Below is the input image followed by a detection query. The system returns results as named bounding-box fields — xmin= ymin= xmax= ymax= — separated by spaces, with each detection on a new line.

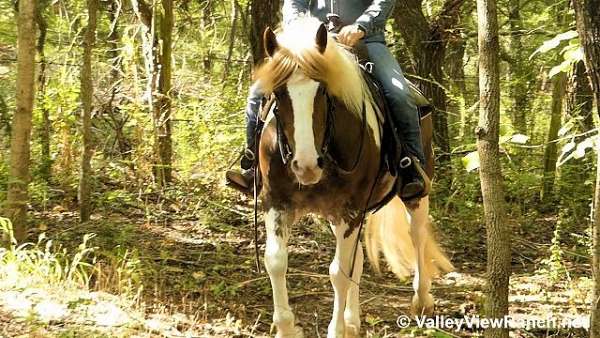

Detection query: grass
xmin=0 ymin=216 xmax=206 ymax=337
xmin=0 ymin=217 xmax=96 ymax=292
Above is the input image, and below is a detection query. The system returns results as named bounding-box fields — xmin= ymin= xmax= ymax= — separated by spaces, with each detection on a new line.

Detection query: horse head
xmin=259 ymin=24 xmax=330 ymax=185
xmin=256 ymin=19 xmax=367 ymax=186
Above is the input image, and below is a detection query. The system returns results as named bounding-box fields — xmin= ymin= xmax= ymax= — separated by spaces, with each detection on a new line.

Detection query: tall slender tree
xmin=7 ymin=0 xmax=37 ymax=241
xmin=79 ymin=0 xmax=98 ymax=222
xmin=476 ymin=0 xmax=510 ymax=335
xmin=156 ymin=0 xmax=174 ymax=186
xmin=572 ymin=0 xmax=600 ymax=336
xmin=132 ymin=0 xmax=174 ymax=187
xmin=540 ymin=72 xmax=567 ymax=203
xmin=504 ymin=0 xmax=534 ymax=134
xmin=106 ymin=0 xmax=132 ymax=163
xmin=540 ymin=4 xmax=570 ymax=203
xmin=566 ymin=61 xmax=593 ymax=133
xmin=222 ymin=0 xmax=238 ymax=83
xmin=35 ymin=0 xmax=51 ymax=182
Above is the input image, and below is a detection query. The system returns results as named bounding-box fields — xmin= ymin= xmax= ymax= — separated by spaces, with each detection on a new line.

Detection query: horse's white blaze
xmin=287 ymin=71 xmax=320 ymax=171
xmin=328 ymin=221 xmax=363 ymax=338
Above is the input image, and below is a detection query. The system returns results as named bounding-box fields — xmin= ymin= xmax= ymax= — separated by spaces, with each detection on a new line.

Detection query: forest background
xmin=0 ymin=0 xmax=598 ymax=337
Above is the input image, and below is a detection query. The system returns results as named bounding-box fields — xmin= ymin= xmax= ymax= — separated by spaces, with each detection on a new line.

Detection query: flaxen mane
xmin=254 ymin=17 xmax=368 ymax=117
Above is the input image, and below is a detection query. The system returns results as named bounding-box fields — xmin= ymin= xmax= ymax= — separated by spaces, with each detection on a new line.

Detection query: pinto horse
xmin=254 ymin=18 xmax=453 ymax=338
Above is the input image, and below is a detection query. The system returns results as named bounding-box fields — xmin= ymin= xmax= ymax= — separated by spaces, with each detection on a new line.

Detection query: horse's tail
xmin=364 ymin=196 xmax=453 ymax=279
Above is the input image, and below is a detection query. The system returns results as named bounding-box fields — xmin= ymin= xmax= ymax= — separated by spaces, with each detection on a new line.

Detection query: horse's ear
xmin=263 ymin=27 xmax=278 ymax=57
xmin=316 ymin=23 xmax=328 ymax=53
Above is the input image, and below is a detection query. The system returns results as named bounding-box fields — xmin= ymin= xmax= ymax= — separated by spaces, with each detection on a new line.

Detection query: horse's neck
xmin=330 ymin=98 xmax=367 ymax=169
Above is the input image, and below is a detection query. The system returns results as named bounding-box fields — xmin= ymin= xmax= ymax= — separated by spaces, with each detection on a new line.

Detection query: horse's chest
xmin=280 ymin=175 xmax=366 ymax=214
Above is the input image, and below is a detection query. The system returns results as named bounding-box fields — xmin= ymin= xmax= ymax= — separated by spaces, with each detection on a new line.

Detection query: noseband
xmin=272 ymin=85 xmax=367 ymax=174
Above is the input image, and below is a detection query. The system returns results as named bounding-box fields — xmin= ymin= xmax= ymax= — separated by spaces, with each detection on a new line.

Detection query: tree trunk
xmin=446 ymin=33 xmax=469 ymax=138
xmin=0 ymin=94 xmax=9 ymax=142
xmin=393 ymin=0 xmax=465 ymax=164
xmin=35 ymin=3 xmax=51 ymax=183
xmin=540 ymin=72 xmax=567 ymax=203
xmin=572 ymin=0 xmax=600 ymax=336
xmin=566 ymin=60 xmax=594 ymax=133
xmin=476 ymin=0 xmax=510 ymax=336
xmin=7 ymin=0 xmax=37 ymax=241
xmin=155 ymin=0 xmax=174 ymax=186
xmin=107 ymin=0 xmax=132 ymax=164
xmin=505 ymin=0 xmax=530 ymax=134
xmin=132 ymin=0 xmax=159 ymax=184
xmin=132 ymin=0 xmax=173 ymax=187
xmin=222 ymin=0 xmax=238 ymax=83
xmin=249 ymin=0 xmax=281 ymax=65
xmin=79 ymin=0 xmax=98 ymax=222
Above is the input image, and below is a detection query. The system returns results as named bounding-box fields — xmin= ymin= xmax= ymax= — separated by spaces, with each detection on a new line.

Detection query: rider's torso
xmin=310 ymin=0 xmax=372 ymax=26
xmin=308 ymin=0 xmax=387 ymax=41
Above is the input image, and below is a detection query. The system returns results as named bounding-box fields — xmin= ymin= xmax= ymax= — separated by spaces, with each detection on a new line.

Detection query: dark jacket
xmin=282 ymin=0 xmax=396 ymax=42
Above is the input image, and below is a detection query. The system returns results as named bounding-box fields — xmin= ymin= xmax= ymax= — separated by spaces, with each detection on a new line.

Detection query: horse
xmin=253 ymin=17 xmax=453 ymax=338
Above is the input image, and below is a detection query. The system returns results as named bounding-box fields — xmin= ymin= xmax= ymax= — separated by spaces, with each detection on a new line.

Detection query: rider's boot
xmin=225 ymin=148 xmax=256 ymax=195
xmin=398 ymin=155 xmax=431 ymax=201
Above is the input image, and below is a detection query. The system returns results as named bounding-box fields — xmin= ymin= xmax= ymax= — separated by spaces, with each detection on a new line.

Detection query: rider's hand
xmin=338 ymin=25 xmax=365 ymax=47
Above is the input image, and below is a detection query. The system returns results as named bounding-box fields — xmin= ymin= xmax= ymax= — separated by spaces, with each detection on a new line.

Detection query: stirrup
xmin=241 ymin=148 xmax=257 ymax=170
xmin=399 ymin=156 xmax=412 ymax=169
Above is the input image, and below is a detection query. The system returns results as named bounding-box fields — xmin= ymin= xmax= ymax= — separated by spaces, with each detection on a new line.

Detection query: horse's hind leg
xmin=407 ymin=196 xmax=435 ymax=316
xmin=328 ymin=221 xmax=363 ymax=338
xmin=264 ymin=208 xmax=303 ymax=338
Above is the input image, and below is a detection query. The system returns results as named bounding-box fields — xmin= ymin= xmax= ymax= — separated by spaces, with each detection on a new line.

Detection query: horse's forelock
xmin=254 ymin=17 xmax=367 ymax=118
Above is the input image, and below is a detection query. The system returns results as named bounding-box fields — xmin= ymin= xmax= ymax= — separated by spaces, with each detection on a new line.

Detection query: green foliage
xmin=540 ymin=212 xmax=568 ymax=281
xmin=530 ymin=30 xmax=578 ymax=59
xmin=558 ymin=135 xmax=596 ymax=166
xmin=531 ymin=30 xmax=584 ymax=79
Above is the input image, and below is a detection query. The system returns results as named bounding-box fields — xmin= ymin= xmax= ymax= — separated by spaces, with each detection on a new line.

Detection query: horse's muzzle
xmin=291 ymin=158 xmax=323 ymax=186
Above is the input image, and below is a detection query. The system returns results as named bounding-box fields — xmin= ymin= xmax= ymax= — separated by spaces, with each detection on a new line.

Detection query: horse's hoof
xmin=411 ymin=293 xmax=435 ymax=317
xmin=344 ymin=324 xmax=360 ymax=338
xmin=275 ymin=325 xmax=304 ymax=338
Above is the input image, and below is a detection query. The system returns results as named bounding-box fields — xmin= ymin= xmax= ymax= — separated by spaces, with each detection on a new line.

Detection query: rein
xmin=273 ymin=88 xmax=368 ymax=174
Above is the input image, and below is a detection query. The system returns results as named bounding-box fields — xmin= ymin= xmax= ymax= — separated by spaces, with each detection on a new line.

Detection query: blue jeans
xmin=245 ymin=85 xmax=264 ymax=150
xmin=366 ymin=42 xmax=425 ymax=164
xmin=244 ymin=42 xmax=425 ymax=164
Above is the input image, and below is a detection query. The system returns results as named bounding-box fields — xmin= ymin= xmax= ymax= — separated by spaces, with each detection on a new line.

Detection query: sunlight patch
xmin=1 ymin=291 xmax=32 ymax=316
xmin=34 ymin=300 xmax=68 ymax=322
xmin=90 ymin=301 xmax=130 ymax=327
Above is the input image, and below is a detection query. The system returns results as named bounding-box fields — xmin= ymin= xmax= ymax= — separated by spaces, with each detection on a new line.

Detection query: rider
xmin=226 ymin=0 xmax=428 ymax=201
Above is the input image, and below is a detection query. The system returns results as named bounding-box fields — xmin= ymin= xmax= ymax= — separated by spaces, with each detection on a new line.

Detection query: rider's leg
xmin=225 ymin=84 xmax=264 ymax=192
xmin=244 ymin=83 xmax=264 ymax=161
xmin=365 ymin=42 xmax=428 ymax=200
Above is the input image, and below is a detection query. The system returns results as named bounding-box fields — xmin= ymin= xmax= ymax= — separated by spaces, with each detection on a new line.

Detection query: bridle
xmin=272 ymin=84 xmax=367 ymax=175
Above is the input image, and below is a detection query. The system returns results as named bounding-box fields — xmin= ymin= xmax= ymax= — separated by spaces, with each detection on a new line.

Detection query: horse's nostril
xmin=291 ymin=159 xmax=300 ymax=171
xmin=317 ymin=156 xmax=324 ymax=168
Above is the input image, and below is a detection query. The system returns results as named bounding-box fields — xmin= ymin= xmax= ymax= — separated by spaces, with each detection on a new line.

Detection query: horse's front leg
xmin=408 ymin=196 xmax=435 ymax=316
xmin=264 ymin=208 xmax=303 ymax=338
xmin=329 ymin=220 xmax=363 ymax=338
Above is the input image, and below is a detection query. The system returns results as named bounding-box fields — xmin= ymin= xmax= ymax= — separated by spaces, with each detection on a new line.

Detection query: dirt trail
xmin=0 ymin=204 xmax=591 ymax=337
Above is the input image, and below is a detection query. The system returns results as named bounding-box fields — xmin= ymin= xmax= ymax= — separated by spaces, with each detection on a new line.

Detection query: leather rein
xmin=272 ymin=86 xmax=368 ymax=174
